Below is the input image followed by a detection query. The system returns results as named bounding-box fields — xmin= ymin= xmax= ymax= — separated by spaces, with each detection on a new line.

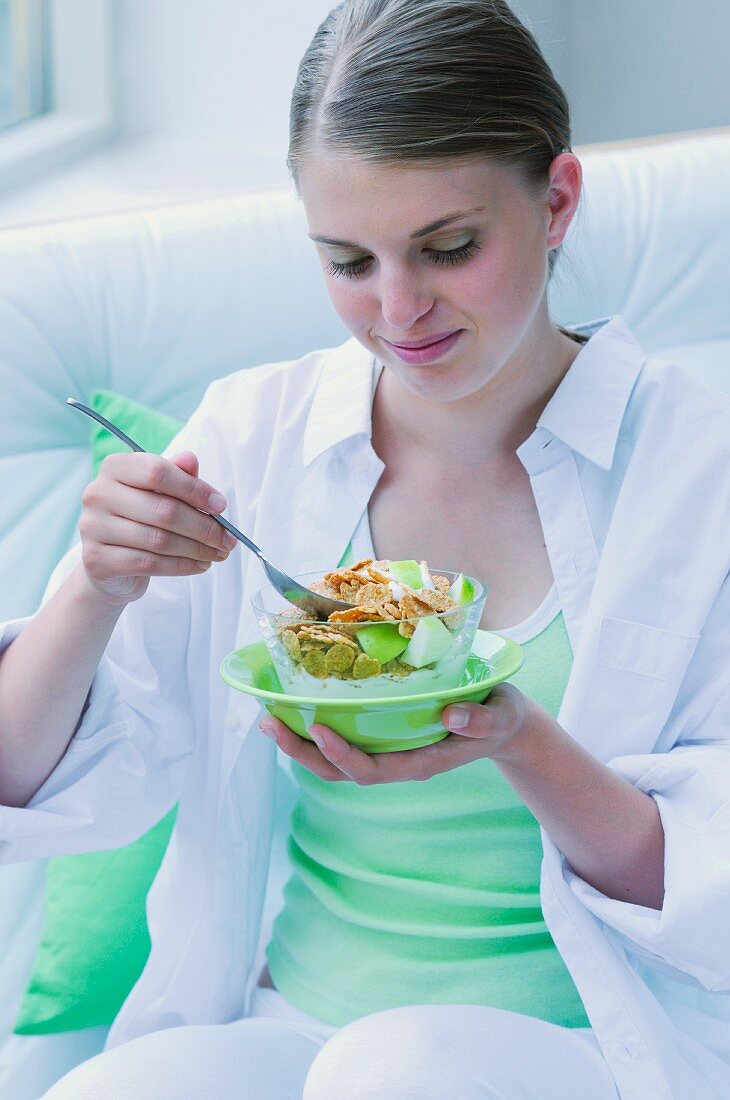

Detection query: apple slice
xmin=447 ymin=572 xmax=477 ymax=605
xmin=418 ymin=561 xmax=436 ymax=590
xmin=388 ymin=559 xmax=424 ymax=590
xmin=400 ymin=615 xmax=453 ymax=668
xmin=356 ymin=622 xmax=409 ymax=665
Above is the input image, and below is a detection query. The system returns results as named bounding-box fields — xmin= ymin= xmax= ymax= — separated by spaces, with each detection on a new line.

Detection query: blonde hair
xmin=288 ymin=0 xmax=574 ymax=278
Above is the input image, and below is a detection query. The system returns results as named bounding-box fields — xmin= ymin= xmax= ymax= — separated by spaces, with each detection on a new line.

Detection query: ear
xmin=545 ymin=153 xmax=582 ymax=250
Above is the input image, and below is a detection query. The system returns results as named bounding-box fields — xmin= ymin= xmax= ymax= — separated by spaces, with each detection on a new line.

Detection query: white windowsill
xmin=0 ymin=110 xmax=117 ymax=194
xmin=0 ymin=135 xmax=293 ymax=229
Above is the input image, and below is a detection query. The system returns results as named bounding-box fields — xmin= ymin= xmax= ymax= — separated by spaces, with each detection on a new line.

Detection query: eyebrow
xmin=307 ymin=207 xmax=486 ymax=247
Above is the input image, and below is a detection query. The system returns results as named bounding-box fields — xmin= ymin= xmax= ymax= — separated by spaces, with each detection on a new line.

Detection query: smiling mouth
xmin=385 ymin=331 xmax=460 ymax=349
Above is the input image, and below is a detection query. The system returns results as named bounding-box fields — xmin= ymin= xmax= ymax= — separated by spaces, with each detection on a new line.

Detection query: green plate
xmin=220 ymin=630 xmax=523 ymax=753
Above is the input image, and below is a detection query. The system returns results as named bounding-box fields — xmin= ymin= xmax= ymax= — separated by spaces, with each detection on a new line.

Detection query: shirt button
xmin=224 ymin=710 xmax=241 ymax=730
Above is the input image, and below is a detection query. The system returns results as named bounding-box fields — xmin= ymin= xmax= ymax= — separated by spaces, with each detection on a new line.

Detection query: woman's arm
xmin=0 ymin=564 xmax=126 ymax=808
xmin=0 ymin=449 xmax=232 ymax=810
xmin=483 ymin=695 xmax=666 ymax=910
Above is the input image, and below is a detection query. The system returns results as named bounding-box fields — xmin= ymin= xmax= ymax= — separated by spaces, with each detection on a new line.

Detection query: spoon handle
xmin=66 ymin=397 xmax=262 ymax=556
xmin=67 ymin=398 xmax=145 ymax=452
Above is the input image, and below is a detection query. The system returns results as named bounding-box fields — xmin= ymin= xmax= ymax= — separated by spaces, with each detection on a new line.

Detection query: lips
xmin=384 ymin=330 xmax=464 ymax=364
xmin=387 ymin=331 xmax=459 ymax=349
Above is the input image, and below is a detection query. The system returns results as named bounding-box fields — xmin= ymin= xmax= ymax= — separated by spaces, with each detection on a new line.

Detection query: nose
xmin=378 ymin=265 xmax=435 ymax=334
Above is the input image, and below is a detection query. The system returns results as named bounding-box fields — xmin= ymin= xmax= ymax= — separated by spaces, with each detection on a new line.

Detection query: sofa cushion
xmin=87 ymin=389 xmax=185 ymax=476
xmin=13 ymin=391 xmax=181 ymax=1034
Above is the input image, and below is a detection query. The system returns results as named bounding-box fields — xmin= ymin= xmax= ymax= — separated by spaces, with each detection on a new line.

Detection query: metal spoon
xmin=66 ymin=397 xmax=354 ymax=620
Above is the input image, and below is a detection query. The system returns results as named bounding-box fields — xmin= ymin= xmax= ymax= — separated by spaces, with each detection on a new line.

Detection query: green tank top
xmin=265 ymin=542 xmax=589 ymax=1028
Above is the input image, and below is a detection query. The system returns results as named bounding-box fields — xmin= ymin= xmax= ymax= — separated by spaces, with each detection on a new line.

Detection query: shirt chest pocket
xmin=596 ymin=617 xmax=700 ymax=684
xmin=573 ymin=617 xmax=701 ymax=760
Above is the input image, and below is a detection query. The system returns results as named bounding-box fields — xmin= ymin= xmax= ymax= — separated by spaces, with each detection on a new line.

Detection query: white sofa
xmin=1 ymin=129 xmax=729 ymax=1097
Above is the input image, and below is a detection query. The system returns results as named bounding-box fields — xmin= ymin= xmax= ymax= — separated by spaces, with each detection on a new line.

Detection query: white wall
xmin=114 ymin=0 xmax=569 ymax=164
xmin=565 ymin=0 xmax=730 ymax=145
xmin=116 ymin=0 xmax=333 ymax=154
xmin=114 ymin=0 xmax=729 ymax=162
xmin=515 ymin=0 xmax=570 ymax=85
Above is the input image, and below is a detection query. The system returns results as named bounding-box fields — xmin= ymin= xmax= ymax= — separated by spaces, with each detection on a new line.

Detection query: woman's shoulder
xmin=628 ymin=349 xmax=730 ymax=460
xmin=184 ymin=338 xmax=367 ymax=442
xmin=201 ymin=343 xmax=336 ymax=412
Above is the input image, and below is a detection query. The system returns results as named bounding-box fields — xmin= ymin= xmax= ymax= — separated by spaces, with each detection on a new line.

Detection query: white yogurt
xmin=277 ymin=652 xmax=469 ymax=700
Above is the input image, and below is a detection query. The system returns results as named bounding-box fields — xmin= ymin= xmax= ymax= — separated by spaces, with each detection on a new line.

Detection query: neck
xmin=372 ymin=320 xmax=582 ymax=470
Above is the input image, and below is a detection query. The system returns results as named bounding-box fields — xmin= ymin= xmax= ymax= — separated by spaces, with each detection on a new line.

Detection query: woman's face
xmin=298 ymin=151 xmax=581 ymax=403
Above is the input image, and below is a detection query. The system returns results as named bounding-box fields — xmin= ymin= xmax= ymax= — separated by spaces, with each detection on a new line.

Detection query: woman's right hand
xmin=79 ymin=450 xmax=237 ymax=605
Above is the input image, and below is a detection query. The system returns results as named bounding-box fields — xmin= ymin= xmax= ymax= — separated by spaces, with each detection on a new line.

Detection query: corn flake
xmin=328 ymin=606 xmax=386 ymax=623
xmin=407 ymin=587 xmax=455 ymax=614
xmin=324 ymin=643 xmax=356 ymax=672
xmin=352 ymin=653 xmax=382 ymax=679
xmin=281 ymin=630 xmax=302 ymax=661
xmin=302 ymin=650 xmax=329 ymax=678
xmin=348 ymin=557 xmax=375 ymax=573
xmin=443 ymin=607 xmax=467 ymax=631
xmin=355 ymin=582 xmax=391 ymax=606
xmin=365 ymin=566 xmax=391 ymax=584
xmin=308 ymin=578 xmax=341 ymax=600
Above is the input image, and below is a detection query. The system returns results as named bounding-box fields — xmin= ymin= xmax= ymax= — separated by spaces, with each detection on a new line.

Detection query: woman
xmin=0 ymin=1 xmax=728 ymax=1097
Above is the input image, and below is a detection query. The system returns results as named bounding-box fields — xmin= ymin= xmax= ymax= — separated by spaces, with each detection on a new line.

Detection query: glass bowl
xmin=250 ymin=569 xmax=488 ymax=701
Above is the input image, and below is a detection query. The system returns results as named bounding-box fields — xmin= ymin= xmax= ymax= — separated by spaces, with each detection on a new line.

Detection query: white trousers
xmin=41 ymin=986 xmax=619 ymax=1099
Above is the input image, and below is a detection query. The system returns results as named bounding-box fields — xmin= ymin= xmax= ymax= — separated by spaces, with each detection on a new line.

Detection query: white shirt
xmin=1 ymin=316 xmax=729 ymax=1098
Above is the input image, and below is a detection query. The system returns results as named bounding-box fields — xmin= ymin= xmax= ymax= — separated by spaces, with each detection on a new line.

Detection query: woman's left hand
xmin=257 ymin=682 xmax=533 ymax=783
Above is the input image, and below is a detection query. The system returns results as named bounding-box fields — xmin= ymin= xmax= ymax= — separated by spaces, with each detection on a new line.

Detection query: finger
xmin=441 ymin=683 xmax=528 ymax=741
xmin=259 ymin=716 xmax=349 ymax=782
xmin=81 ymin=540 xmax=215 ymax=579
xmin=98 ymin=479 xmax=237 ymax=554
xmin=98 ymin=451 xmax=227 ymax=517
xmin=169 ymin=451 xmax=199 ymax=477
xmin=88 ymin=512 xmax=233 ymax=564
xmin=403 ymin=731 xmax=492 ymax=777
xmin=310 ymin=723 xmax=488 ymax=783
xmin=308 ymin=723 xmax=386 ymax=785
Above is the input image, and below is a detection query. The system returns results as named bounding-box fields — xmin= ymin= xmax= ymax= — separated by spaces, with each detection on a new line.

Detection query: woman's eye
xmin=325 ymin=256 xmax=371 ymax=279
xmin=325 ymin=239 xmax=482 ymax=279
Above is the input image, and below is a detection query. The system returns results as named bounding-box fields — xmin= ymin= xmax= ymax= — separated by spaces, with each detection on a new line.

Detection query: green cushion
xmin=88 ymin=388 xmax=184 ymax=477
xmin=13 ymin=391 xmax=184 ymax=1034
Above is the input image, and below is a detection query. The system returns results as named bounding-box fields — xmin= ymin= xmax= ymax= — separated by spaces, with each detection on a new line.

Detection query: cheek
xmin=325 ymin=277 xmax=373 ymax=327
xmin=473 ymin=232 xmax=547 ymax=322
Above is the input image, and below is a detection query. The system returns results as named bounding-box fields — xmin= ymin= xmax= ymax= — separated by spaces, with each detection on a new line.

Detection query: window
xmin=0 ymin=0 xmax=51 ymax=134
xmin=0 ymin=0 xmax=115 ymax=193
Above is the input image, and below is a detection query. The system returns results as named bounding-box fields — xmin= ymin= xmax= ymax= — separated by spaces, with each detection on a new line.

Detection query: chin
xmin=390 ymin=362 xmax=488 ymax=403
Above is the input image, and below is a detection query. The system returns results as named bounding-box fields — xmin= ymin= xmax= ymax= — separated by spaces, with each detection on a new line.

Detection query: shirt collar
xmin=302 ymin=336 xmax=382 ymax=467
xmin=304 ymin=315 xmax=645 ymax=471
xmin=529 ymin=315 xmax=646 ymax=470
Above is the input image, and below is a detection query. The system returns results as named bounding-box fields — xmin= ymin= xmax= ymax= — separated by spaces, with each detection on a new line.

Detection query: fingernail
xmin=208 ymin=491 xmax=227 ymax=512
xmin=309 ymin=727 xmax=325 ymax=749
xmin=259 ymin=720 xmax=276 ymax=738
xmin=446 ymin=706 xmax=470 ymax=730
